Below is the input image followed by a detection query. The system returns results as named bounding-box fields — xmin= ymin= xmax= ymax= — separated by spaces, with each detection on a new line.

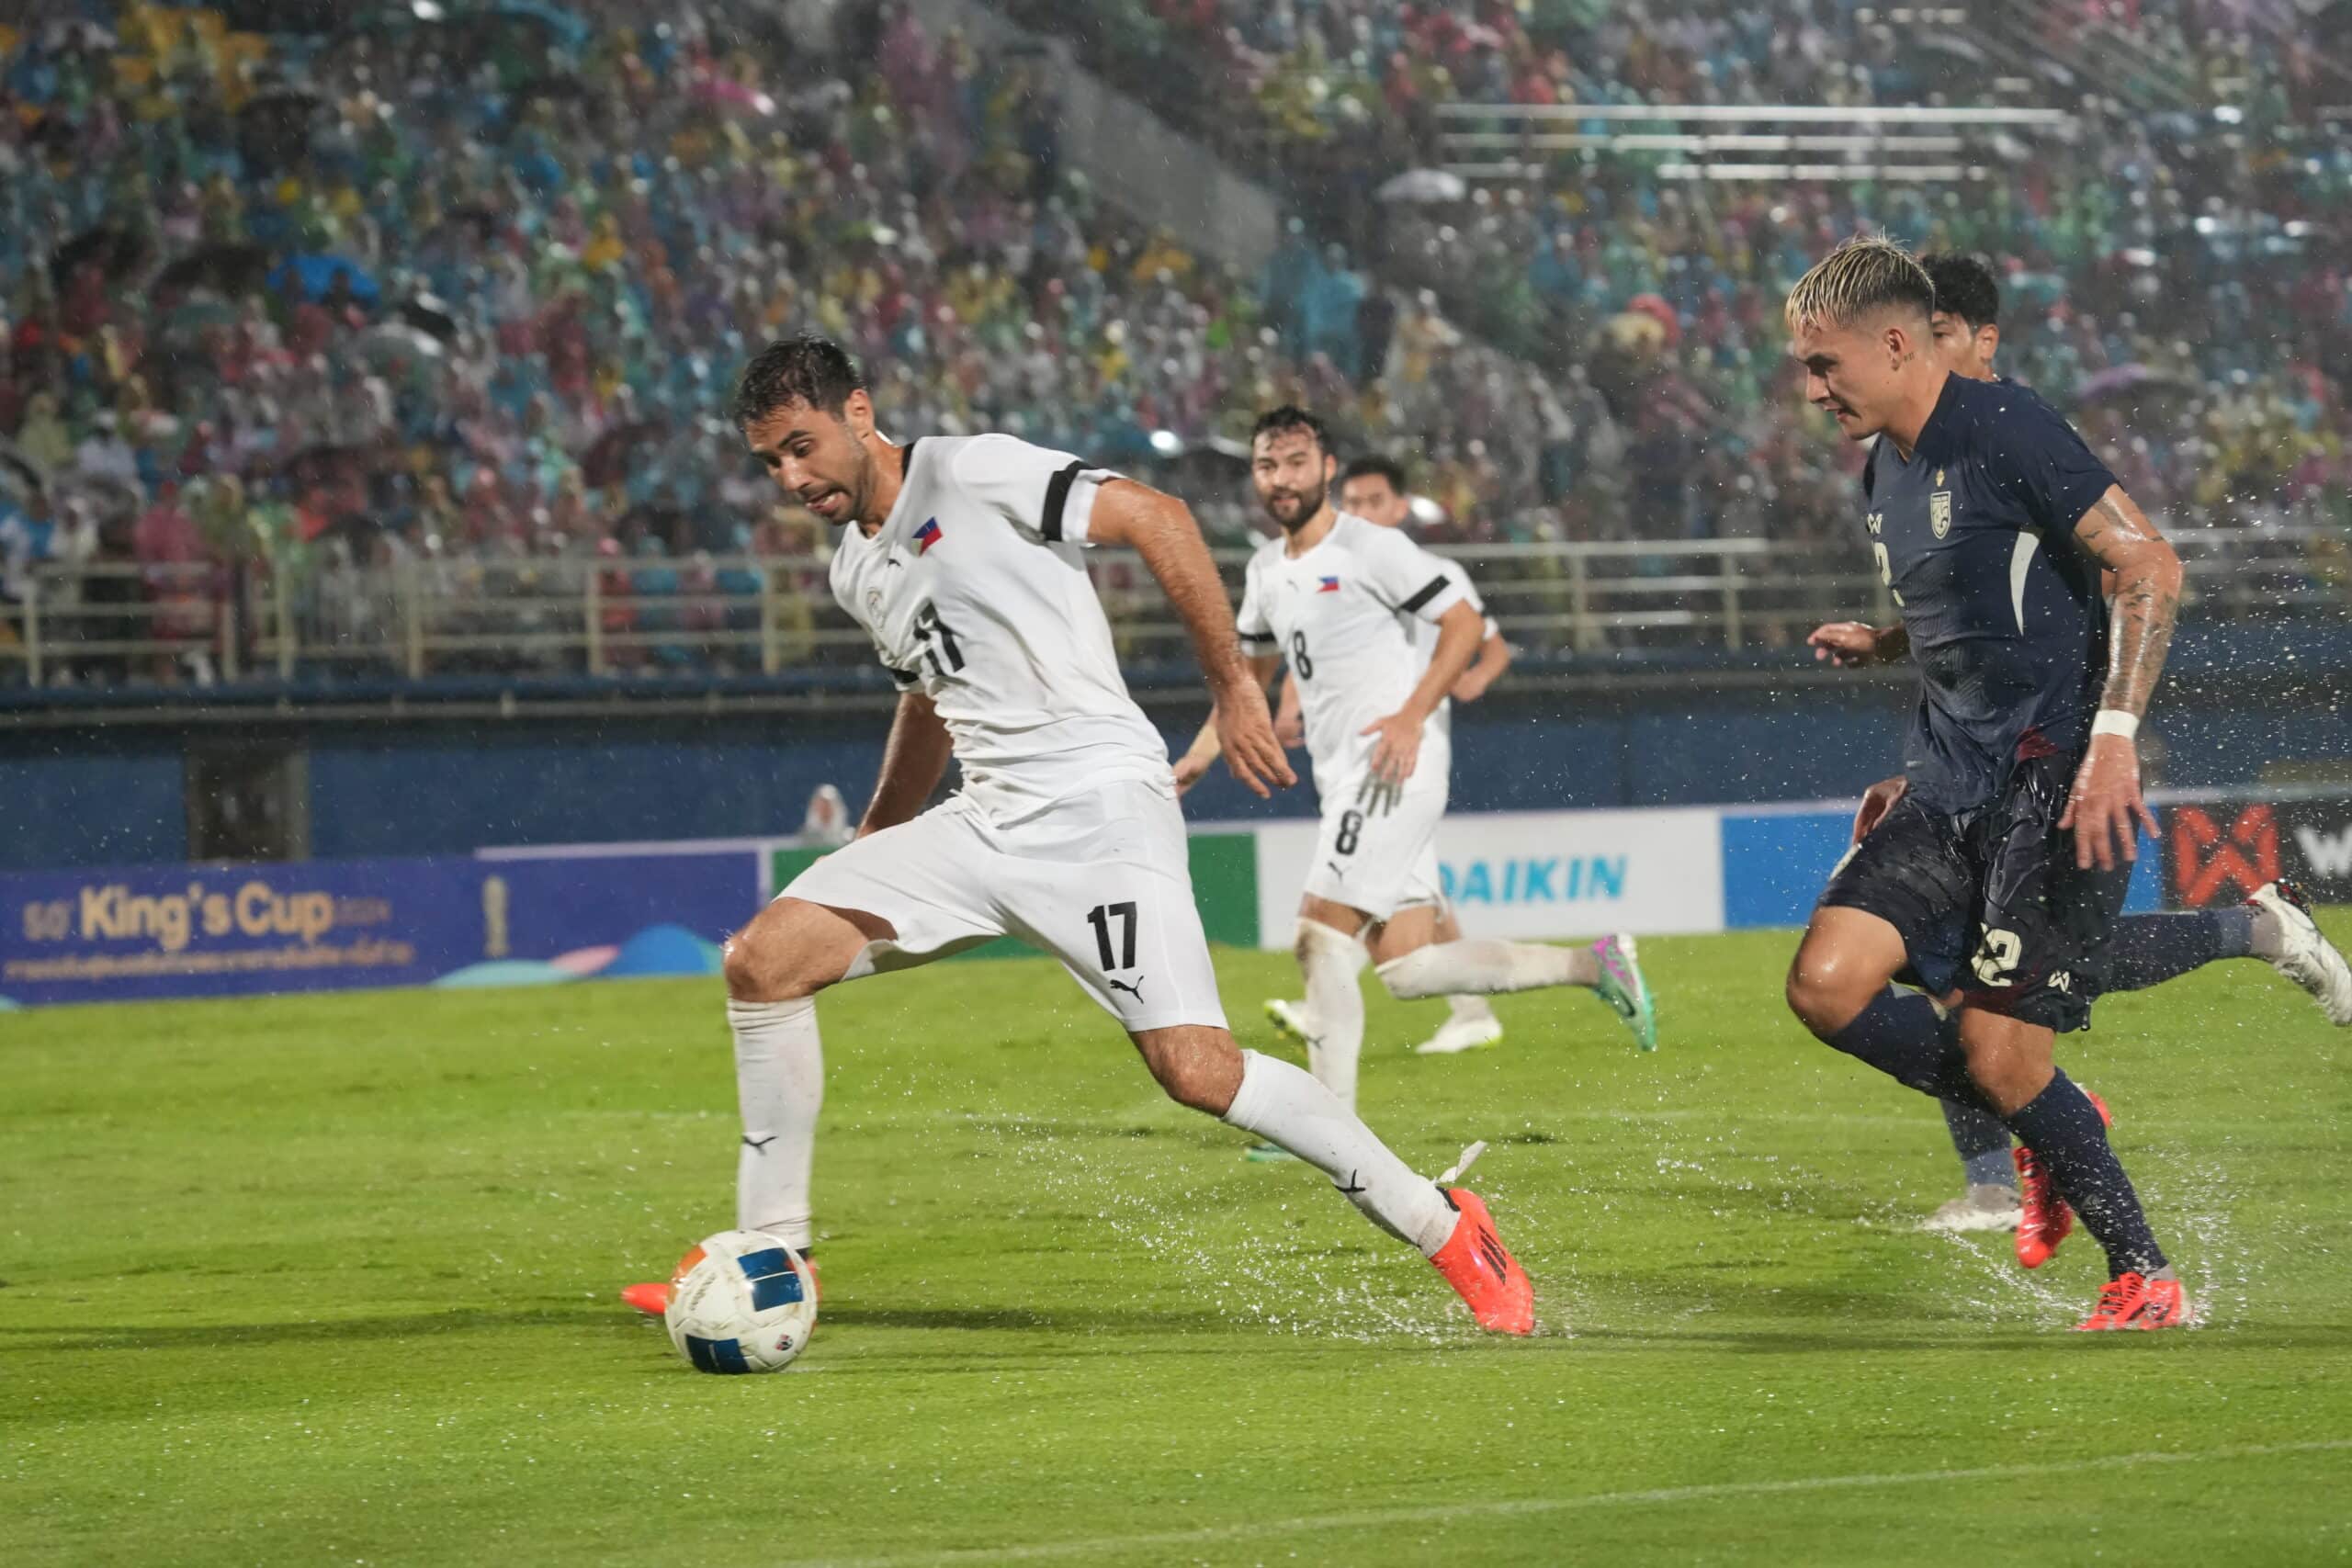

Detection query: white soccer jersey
xmin=1235 ymin=513 xmax=1480 ymax=785
xmin=830 ymin=434 xmax=1170 ymax=823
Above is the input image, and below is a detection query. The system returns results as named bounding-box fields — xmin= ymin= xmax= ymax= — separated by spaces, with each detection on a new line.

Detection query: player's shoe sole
xmin=1428 ymin=1182 xmax=1534 ymax=1335
xmin=2074 ymin=1271 xmax=2193 ymax=1331
xmin=1592 ymin=933 xmax=1657 ymax=1052
xmin=1414 ymin=1015 xmax=1505 ymax=1055
xmin=2253 ymin=880 xmax=2352 ymax=1025
xmin=1920 ymin=1183 xmax=2024 ymax=1233
xmin=1263 ymin=998 xmax=1314 ymax=1045
xmin=1244 ymin=1142 xmax=1299 ymax=1163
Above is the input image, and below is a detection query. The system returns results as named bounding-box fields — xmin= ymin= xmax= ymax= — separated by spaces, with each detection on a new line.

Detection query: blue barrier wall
xmin=2 ymin=672 xmax=2340 ymax=872
xmin=1 ymin=751 xmax=187 ymax=871
xmin=306 ymin=729 xmax=888 ymax=857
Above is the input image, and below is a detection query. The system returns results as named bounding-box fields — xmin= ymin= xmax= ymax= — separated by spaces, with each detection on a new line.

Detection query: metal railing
xmin=1436 ymin=102 xmax=2076 ymax=184
xmin=0 ymin=523 xmax=2340 ymax=689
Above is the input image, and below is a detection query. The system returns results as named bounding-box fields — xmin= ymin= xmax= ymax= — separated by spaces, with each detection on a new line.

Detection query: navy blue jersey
xmin=1859 ymin=374 xmax=2119 ymax=811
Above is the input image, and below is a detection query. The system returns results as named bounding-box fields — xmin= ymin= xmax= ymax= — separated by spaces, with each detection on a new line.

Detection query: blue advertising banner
xmin=0 ymin=852 xmax=758 ymax=1008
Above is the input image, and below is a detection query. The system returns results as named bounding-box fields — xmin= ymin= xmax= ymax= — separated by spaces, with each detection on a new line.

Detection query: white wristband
xmin=2090 ymin=710 xmax=2141 ymax=741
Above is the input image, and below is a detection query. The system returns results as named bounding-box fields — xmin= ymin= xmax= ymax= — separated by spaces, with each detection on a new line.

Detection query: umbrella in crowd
xmin=268 ymin=254 xmax=383 ymax=305
xmin=153 ymin=243 xmax=274 ymax=298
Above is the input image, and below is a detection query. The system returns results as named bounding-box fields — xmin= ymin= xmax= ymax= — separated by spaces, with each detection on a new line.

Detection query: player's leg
xmin=1923 ymin=1097 xmax=2023 ymax=1233
xmin=1263 ymin=901 xmax=1506 ymax=1058
xmin=718 ymin=896 xmax=884 ymax=1256
xmin=624 ymin=805 xmax=1005 ymax=1314
xmin=2094 ymin=885 xmax=2351 ymax=1022
xmin=1419 ymin=903 xmax=1507 ymax=1055
xmin=1786 ymin=906 xmax=1983 ymax=1103
xmin=1133 ymin=1020 xmax=1531 ymax=1332
xmin=1295 ymin=894 xmax=1375 ymax=1110
xmin=1788 ymin=795 xmax=1987 ymax=1104
xmin=1007 ymin=780 xmax=1532 ymax=1329
xmin=1338 ymin=777 xmax=1657 ymax=1050
xmin=1964 ymin=761 xmax=2187 ymax=1327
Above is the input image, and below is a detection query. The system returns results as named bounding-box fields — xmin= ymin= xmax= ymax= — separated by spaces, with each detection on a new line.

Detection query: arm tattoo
xmin=2075 ymin=491 xmax=2181 ymax=719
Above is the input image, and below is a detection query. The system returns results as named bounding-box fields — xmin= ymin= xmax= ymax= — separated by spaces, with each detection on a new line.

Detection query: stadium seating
xmin=0 ymin=1 xmax=1570 ymax=682
xmin=0 ymin=0 xmax=2345 ymax=691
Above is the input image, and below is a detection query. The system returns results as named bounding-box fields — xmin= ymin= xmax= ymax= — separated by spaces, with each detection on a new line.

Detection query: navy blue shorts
xmin=1816 ymin=751 xmax=2131 ymax=1032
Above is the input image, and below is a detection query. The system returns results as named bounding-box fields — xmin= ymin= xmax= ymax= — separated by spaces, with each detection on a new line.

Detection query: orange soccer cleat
xmin=2073 ymin=1271 xmax=2193 ymax=1331
xmin=1428 ymin=1187 xmax=1534 ymax=1336
xmin=620 ymin=1242 xmax=706 ymax=1317
xmin=621 ymin=1246 xmax=822 ymax=1317
xmin=2015 ymin=1088 xmax=2110 ymax=1269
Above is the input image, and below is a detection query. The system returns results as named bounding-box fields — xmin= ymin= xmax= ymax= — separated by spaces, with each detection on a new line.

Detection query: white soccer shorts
xmin=1299 ymin=750 xmax=1450 ymax=922
xmin=778 ymin=778 xmax=1227 ymax=1032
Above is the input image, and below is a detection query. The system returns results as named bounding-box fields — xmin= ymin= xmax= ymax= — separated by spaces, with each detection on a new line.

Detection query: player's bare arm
xmin=1363 ymin=600 xmax=1483 ymax=784
xmin=1451 ymin=630 xmax=1512 ymax=704
xmin=2057 ymin=485 xmax=2182 ymax=871
xmin=1175 ymin=652 xmax=1283 ymax=794
xmin=857 ymin=691 xmax=954 ymax=836
xmin=1807 ymin=621 xmax=1909 ymax=666
xmin=1089 ymin=479 xmax=1295 ymax=799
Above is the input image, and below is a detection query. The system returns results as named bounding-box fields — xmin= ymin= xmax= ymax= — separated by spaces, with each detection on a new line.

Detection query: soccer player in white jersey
xmin=1175 ymin=408 xmax=1657 ymax=1154
xmin=1265 ymin=454 xmax=1520 ymax=1057
xmin=622 ymin=337 xmax=1535 ymax=1335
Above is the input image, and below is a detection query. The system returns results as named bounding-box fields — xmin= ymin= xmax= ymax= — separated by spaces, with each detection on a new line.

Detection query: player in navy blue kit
xmin=1822 ymin=253 xmax=2352 ymax=1236
xmin=1780 ymin=236 xmax=2192 ymax=1331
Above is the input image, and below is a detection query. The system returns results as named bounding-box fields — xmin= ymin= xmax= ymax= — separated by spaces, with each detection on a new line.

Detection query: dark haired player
xmin=1781 ymin=238 xmax=2191 ymax=1330
xmin=623 ymin=337 xmax=1536 ymax=1335
xmin=1176 ymin=408 xmax=1652 ymax=1159
xmin=1816 ymin=253 xmax=2352 ymax=1235
xmin=1261 ymin=453 xmax=1525 ymax=1058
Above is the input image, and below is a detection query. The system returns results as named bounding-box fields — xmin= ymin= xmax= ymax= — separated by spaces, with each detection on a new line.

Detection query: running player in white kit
xmin=1176 ymin=408 xmax=1657 ymax=1153
xmin=1266 ymin=454 xmax=1519 ymax=1056
xmin=623 ymin=340 xmax=1535 ymax=1335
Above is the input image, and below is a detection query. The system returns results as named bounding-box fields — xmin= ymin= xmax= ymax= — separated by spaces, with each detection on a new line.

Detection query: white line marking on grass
xmin=802 ymin=1438 xmax=2352 ymax=1567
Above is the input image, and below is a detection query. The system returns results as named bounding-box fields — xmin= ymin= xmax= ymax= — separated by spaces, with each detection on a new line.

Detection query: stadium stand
xmin=0 ymin=0 xmax=2345 ymax=690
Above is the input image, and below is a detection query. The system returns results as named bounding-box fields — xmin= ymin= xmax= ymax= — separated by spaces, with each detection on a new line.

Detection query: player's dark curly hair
xmin=1341 ymin=454 xmax=1408 ymax=494
xmin=1250 ymin=404 xmax=1333 ymax=458
xmin=731 ymin=333 xmax=865 ymax=428
xmin=1921 ymin=253 xmax=2000 ymax=331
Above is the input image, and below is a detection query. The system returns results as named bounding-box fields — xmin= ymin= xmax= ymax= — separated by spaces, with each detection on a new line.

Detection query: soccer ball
xmin=662 ymin=1229 xmax=818 ymax=1374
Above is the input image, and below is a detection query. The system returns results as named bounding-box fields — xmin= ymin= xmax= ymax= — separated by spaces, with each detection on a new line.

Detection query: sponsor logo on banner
xmin=0 ymin=852 xmax=756 ymax=1008
xmin=1250 ymin=807 xmax=1724 ymax=944
xmin=2165 ymin=803 xmax=2280 ymax=908
xmin=2164 ymin=795 xmax=2352 ymax=907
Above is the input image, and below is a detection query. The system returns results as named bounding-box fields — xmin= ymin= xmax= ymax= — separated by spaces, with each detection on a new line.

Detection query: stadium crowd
xmin=0 ymin=0 xmax=2345 ymax=685
xmin=0 ymin=1 xmax=1574 ymax=675
xmin=1032 ymin=0 xmax=2352 ymax=540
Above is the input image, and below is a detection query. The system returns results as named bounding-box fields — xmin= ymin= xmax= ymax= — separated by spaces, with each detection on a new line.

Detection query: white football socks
xmin=1219 ymin=1049 xmax=1459 ymax=1256
xmin=1445 ymin=992 xmax=1499 ymax=1026
xmin=729 ymin=997 xmax=823 ymax=1251
xmin=1295 ymin=919 xmax=1369 ymax=1111
xmin=1377 ymin=939 xmax=1599 ymax=999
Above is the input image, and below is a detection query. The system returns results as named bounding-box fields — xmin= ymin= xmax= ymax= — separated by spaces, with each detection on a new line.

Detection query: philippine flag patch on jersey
xmin=1317 ymin=576 xmax=1341 ymax=593
xmin=914 ymin=518 xmax=943 ymax=553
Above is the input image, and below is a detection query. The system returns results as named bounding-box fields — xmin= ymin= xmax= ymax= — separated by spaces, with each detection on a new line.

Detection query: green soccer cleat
xmin=1262 ymin=997 xmax=1314 ymax=1044
xmin=1591 ymin=932 xmax=1657 ymax=1052
xmin=1243 ymin=1142 xmax=1299 ymax=1163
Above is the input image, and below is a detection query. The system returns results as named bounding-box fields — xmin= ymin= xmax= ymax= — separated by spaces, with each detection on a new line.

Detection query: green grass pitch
xmin=6 ymin=926 xmax=2350 ymax=1565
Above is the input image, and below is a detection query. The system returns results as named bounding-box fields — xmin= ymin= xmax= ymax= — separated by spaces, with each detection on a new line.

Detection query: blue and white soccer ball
xmin=662 ymin=1229 xmax=818 ymax=1374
